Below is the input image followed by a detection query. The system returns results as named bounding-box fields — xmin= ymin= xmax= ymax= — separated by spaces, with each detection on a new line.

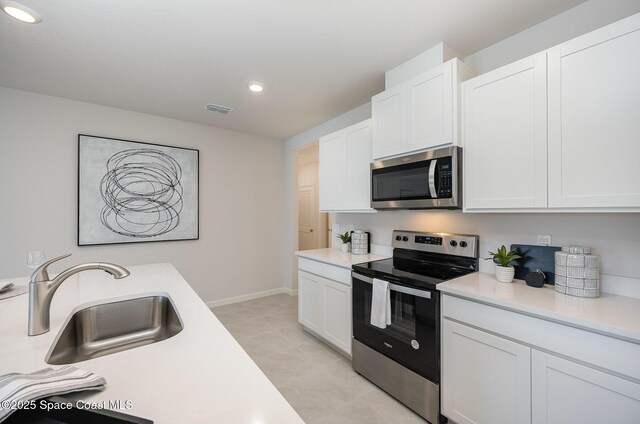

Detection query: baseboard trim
xmin=284 ymin=287 xmax=298 ymax=296
xmin=206 ymin=287 xmax=294 ymax=308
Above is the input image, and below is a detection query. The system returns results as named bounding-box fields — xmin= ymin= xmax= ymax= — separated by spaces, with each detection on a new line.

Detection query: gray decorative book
xmin=510 ymin=244 xmax=561 ymax=285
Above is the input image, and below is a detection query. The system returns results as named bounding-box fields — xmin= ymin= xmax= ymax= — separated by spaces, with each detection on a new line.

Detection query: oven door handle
xmin=352 ymin=272 xmax=432 ymax=299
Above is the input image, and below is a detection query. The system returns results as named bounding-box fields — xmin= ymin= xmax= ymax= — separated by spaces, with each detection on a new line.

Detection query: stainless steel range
xmin=351 ymin=230 xmax=479 ymax=424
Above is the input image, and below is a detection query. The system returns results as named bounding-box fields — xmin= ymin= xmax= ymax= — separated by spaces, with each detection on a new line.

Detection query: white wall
xmin=0 ymin=87 xmax=286 ymax=303
xmin=465 ymin=0 xmax=640 ymax=73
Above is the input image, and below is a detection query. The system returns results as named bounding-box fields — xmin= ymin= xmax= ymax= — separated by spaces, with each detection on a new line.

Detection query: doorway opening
xmin=296 ymin=143 xmax=329 ymax=251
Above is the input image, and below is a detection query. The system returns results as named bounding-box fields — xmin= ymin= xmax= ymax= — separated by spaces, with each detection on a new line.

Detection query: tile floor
xmin=212 ymin=293 xmax=427 ymax=424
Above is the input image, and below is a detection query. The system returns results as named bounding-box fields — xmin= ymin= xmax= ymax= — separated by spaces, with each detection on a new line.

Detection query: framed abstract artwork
xmin=78 ymin=134 xmax=199 ymax=246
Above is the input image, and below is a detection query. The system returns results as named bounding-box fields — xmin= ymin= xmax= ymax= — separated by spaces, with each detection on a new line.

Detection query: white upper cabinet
xmin=463 ymin=13 xmax=640 ymax=212
xmin=319 ymin=119 xmax=374 ymax=212
xmin=463 ymin=53 xmax=547 ymax=210
xmin=371 ymin=85 xmax=405 ymax=159
xmin=372 ymin=58 xmax=474 ymax=160
xmin=406 ymin=60 xmax=454 ymax=152
xmin=343 ymin=120 xmax=373 ymax=210
xmin=318 ymin=131 xmax=346 ymax=211
xmin=548 ymin=13 xmax=640 ymax=209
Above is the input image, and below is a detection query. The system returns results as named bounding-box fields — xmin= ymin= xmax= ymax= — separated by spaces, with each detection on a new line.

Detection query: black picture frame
xmin=77 ymin=134 xmax=199 ymax=246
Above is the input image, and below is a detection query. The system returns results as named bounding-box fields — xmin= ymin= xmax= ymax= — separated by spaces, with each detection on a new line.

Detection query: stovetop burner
xmin=352 ymin=230 xmax=479 ymax=290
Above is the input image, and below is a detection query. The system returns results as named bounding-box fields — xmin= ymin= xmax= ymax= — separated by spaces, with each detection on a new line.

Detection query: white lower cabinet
xmin=442 ymin=294 xmax=640 ymax=424
xmin=321 ymin=279 xmax=351 ymax=353
xmin=297 ymin=266 xmax=351 ymax=355
xmin=442 ymin=319 xmax=531 ymax=424
xmin=531 ymin=350 xmax=640 ymax=424
xmin=297 ymin=270 xmax=322 ymax=334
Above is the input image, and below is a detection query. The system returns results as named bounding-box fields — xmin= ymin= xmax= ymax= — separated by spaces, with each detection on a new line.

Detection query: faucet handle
xmin=30 ymin=254 xmax=72 ymax=283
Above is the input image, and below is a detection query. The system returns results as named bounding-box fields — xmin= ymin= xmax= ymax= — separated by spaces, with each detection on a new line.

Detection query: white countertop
xmin=439 ymin=272 xmax=640 ymax=344
xmin=295 ymin=248 xmax=390 ymax=269
xmin=0 ymin=263 xmax=303 ymax=424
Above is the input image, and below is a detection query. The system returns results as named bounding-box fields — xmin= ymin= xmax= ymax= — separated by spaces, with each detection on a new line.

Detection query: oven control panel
xmin=392 ymin=230 xmax=478 ymax=258
xmin=414 ymin=235 xmax=442 ymax=245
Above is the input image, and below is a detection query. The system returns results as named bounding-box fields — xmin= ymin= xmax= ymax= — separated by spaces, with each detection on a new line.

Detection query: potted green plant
xmin=337 ymin=231 xmax=351 ymax=253
xmin=485 ymin=245 xmax=522 ymax=283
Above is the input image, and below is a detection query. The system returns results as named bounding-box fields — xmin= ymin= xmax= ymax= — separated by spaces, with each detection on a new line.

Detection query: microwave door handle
xmin=352 ymin=272 xmax=432 ymax=299
xmin=428 ymin=159 xmax=438 ymax=198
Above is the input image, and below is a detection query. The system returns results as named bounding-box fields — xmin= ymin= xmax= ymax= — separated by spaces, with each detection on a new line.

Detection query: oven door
xmin=352 ymin=272 xmax=439 ymax=383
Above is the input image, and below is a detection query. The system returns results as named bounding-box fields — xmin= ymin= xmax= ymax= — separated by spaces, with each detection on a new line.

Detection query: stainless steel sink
xmin=46 ymin=295 xmax=183 ymax=365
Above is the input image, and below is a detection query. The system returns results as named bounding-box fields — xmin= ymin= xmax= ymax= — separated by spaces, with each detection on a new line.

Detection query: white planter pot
xmin=495 ymin=265 xmax=515 ymax=283
xmin=340 ymin=243 xmax=350 ymax=253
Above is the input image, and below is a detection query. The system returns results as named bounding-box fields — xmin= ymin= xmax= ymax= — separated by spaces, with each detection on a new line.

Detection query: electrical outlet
xmin=537 ymin=234 xmax=552 ymax=246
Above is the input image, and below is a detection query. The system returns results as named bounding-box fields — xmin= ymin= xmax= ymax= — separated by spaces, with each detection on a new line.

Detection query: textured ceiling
xmin=0 ymin=0 xmax=585 ymax=139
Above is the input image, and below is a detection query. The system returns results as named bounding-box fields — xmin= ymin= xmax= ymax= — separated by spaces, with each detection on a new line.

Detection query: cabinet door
xmin=442 ymin=319 xmax=531 ymax=424
xmin=298 ymin=271 xmax=322 ymax=334
xmin=344 ymin=119 xmax=372 ymax=210
xmin=318 ymin=130 xmax=346 ymax=211
xmin=406 ymin=60 xmax=453 ymax=151
xmin=463 ymin=53 xmax=547 ymax=210
xmin=321 ymin=278 xmax=352 ymax=355
xmin=532 ymin=350 xmax=640 ymax=424
xmin=548 ymin=14 xmax=640 ymax=208
xmin=372 ymin=84 xmax=405 ymax=159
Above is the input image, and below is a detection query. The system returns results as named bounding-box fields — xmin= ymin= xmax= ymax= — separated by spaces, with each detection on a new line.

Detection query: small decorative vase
xmin=495 ymin=265 xmax=515 ymax=283
xmin=340 ymin=243 xmax=349 ymax=253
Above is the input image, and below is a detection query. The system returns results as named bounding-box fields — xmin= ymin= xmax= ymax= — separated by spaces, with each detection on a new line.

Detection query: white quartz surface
xmin=439 ymin=272 xmax=640 ymax=344
xmin=295 ymin=248 xmax=390 ymax=269
xmin=0 ymin=263 xmax=303 ymax=423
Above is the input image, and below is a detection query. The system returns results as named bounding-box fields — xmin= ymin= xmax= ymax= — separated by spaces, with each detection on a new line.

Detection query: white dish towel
xmin=0 ymin=366 xmax=106 ymax=422
xmin=370 ymin=278 xmax=391 ymax=329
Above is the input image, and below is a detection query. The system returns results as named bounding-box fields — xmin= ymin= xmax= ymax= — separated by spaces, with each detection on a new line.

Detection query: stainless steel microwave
xmin=371 ymin=146 xmax=462 ymax=210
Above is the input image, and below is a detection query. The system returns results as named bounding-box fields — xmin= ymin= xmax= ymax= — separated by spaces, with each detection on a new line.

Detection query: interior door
xmin=298 ymin=185 xmax=316 ymax=250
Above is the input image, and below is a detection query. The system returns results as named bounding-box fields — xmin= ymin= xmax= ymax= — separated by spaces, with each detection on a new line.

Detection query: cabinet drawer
xmin=442 ymin=294 xmax=640 ymax=381
xmin=297 ymin=257 xmax=351 ymax=286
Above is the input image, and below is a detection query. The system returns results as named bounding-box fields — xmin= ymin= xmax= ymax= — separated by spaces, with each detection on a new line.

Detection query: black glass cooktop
xmin=352 ymin=249 xmax=477 ymax=291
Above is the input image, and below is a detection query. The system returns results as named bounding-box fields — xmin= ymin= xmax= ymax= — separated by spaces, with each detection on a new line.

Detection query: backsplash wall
xmin=334 ymin=211 xmax=640 ymax=298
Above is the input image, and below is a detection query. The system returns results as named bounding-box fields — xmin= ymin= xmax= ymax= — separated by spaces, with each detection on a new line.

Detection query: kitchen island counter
xmin=0 ymin=263 xmax=303 ymax=423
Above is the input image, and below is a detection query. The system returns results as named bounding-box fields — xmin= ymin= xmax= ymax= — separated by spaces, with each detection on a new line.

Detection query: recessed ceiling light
xmin=1 ymin=1 xmax=42 ymax=23
xmin=247 ymin=81 xmax=264 ymax=93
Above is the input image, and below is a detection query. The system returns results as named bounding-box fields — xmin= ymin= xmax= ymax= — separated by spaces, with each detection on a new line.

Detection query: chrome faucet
xmin=28 ymin=254 xmax=130 ymax=336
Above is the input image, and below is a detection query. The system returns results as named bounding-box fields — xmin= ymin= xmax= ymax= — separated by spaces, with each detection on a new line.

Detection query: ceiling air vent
xmin=205 ymin=103 xmax=234 ymax=114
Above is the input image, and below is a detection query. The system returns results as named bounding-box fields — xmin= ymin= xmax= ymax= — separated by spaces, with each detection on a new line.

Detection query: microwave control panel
xmin=438 ymin=157 xmax=453 ymax=198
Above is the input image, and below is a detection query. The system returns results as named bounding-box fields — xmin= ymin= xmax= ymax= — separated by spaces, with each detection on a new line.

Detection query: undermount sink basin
xmin=46 ymin=294 xmax=183 ymax=365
